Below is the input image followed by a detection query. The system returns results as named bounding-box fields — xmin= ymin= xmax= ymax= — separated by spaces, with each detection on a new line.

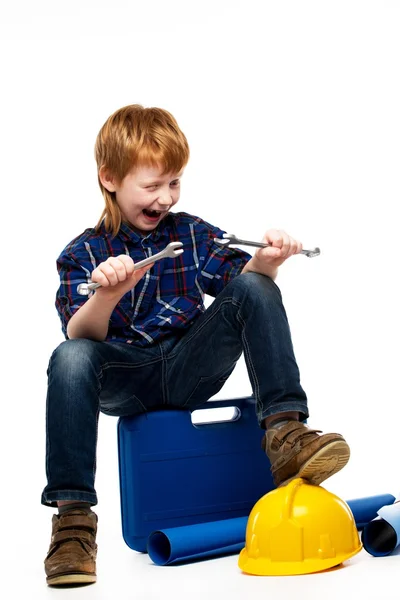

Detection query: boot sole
xmin=279 ymin=440 xmax=350 ymax=487
xmin=47 ymin=573 xmax=97 ymax=586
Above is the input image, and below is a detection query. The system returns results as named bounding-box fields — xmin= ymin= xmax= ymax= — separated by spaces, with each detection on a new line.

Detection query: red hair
xmin=95 ymin=104 xmax=190 ymax=236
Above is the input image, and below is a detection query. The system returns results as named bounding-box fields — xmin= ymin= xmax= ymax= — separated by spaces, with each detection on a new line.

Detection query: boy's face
xmin=103 ymin=164 xmax=183 ymax=234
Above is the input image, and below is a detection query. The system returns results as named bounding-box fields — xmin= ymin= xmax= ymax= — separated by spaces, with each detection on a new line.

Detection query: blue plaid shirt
xmin=56 ymin=211 xmax=251 ymax=346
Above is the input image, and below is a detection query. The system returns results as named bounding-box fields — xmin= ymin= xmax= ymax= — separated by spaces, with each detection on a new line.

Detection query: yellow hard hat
xmin=238 ymin=478 xmax=362 ymax=576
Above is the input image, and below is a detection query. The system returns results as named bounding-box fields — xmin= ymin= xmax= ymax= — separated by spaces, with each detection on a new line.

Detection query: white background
xmin=1 ymin=1 xmax=400 ymax=598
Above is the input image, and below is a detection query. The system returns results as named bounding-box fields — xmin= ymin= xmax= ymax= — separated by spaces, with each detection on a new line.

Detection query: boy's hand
xmin=255 ymin=229 xmax=303 ymax=266
xmin=242 ymin=229 xmax=302 ymax=280
xmin=91 ymin=255 xmax=153 ymax=300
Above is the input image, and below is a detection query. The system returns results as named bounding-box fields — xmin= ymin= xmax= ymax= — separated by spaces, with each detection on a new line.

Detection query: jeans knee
xmin=230 ymin=272 xmax=282 ymax=305
xmin=49 ymin=339 xmax=100 ymax=375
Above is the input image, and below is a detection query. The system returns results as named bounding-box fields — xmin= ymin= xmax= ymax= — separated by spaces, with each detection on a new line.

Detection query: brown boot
xmin=44 ymin=509 xmax=98 ymax=586
xmin=262 ymin=420 xmax=350 ymax=487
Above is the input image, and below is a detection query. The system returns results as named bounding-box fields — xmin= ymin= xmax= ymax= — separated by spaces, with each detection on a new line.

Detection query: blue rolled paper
xmin=362 ymin=502 xmax=400 ymax=557
xmin=147 ymin=517 xmax=248 ymax=565
xmin=146 ymin=493 xmax=397 ymax=566
xmin=346 ymin=494 xmax=396 ymax=529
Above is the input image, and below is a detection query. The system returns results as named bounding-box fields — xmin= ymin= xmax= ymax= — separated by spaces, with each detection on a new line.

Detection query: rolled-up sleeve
xmin=55 ymin=238 xmax=141 ymax=338
xmin=55 ymin=252 xmax=93 ymax=337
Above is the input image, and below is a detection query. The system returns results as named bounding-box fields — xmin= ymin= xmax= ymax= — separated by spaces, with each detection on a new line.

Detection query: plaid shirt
xmin=56 ymin=211 xmax=251 ymax=346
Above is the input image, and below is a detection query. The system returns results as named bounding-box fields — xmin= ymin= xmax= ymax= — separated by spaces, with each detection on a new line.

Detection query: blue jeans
xmin=41 ymin=272 xmax=308 ymax=506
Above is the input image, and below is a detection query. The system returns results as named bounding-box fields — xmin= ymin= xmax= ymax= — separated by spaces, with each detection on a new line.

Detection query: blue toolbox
xmin=117 ymin=396 xmax=275 ymax=552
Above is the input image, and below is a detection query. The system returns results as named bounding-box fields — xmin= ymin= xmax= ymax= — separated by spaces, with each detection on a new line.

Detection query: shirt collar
xmin=101 ymin=213 xmax=173 ymax=245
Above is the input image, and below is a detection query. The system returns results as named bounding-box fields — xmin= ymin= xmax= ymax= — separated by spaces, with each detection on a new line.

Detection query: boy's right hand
xmin=91 ymin=255 xmax=153 ymax=300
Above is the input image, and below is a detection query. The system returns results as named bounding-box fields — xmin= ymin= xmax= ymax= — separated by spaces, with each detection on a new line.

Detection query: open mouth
xmin=143 ymin=209 xmax=164 ymax=221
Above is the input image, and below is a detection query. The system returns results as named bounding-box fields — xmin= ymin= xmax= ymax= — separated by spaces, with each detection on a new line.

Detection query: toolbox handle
xmin=191 ymin=406 xmax=241 ymax=426
xmin=190 ymin=396 xmax=255 ymax=426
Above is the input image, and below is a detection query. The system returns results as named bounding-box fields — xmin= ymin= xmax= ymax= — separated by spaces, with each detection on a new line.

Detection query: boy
xmin=42 ymin=104 xmax=350 ymax=585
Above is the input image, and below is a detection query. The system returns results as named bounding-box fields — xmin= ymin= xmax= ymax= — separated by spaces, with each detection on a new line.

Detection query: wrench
xmin=76 ymin=241 xmax=184 ymax=296
xmin=214 ymin=233 xmax=320 ymax=258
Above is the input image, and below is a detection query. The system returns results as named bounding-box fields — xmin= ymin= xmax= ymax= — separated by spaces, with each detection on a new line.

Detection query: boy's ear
xmin=99 ymin=166 xmax=118 ymax=192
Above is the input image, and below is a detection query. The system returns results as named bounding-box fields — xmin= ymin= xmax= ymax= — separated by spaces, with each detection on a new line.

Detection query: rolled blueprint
xmin=362 ymin=501 xmax=400 ymax=557
xmin=346 ymin=493 xmax=396 ymax=529
xmin=147 ymin=517 xmax=247 ymax=565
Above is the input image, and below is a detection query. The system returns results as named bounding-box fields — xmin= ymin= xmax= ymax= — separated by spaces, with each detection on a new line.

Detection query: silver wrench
xmin=76 ymin=241 xmax=184 ymax=296
xmin=214 ymin=233 xmax=320 ymax=258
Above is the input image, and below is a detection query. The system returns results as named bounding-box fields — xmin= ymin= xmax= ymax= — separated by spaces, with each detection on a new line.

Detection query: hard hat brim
xmin=238 ymin=542 xmax=362 ymax=576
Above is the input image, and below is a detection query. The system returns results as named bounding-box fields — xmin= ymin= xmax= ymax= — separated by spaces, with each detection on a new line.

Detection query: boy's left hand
xmin=256 ymin=229 xmax=303 ymax=266
xmin=242 ymin=229 xmax=303 ymax=279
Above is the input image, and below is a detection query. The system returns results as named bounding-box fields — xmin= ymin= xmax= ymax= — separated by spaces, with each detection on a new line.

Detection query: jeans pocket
xmin=183 ymin=373 xmax=231 ymax=407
